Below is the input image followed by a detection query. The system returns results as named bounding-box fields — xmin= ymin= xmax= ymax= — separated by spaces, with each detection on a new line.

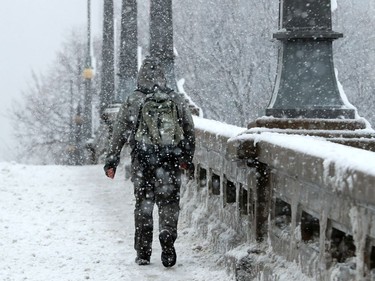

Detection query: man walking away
xmin=103 ymin=57 xmax=195 ymax=267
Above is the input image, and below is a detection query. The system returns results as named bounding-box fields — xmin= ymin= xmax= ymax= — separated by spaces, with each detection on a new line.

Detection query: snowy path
xmin=0 ymin=163 xmax=232 ymax=281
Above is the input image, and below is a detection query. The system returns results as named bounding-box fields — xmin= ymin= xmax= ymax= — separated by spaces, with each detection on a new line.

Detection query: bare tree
xmin=333 ymin=0 xmax=375 ymax=126
xmin=11 ymin=30 xmax=101 ymax=164
xmin=174 ymin=0 xmax=278 ymax=126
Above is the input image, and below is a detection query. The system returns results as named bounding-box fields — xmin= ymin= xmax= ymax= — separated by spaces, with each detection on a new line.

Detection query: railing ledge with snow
xmin=189 ymin=116 xmax=375 ymax=280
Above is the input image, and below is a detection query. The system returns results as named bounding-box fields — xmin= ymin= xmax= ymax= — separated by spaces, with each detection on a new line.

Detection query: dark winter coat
xmin=104 ymin=58 xmax=195 ymax=177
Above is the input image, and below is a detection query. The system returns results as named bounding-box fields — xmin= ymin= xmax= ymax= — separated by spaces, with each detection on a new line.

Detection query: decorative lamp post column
xmin=150 ymin=0 xmax=176 ymax=89
xmin=266 ymin=0 xmax=355 ymax=119
xmin=83 ymin=0 xmax=93 ymax=140
xmin=118 ymin=0 xmax=137 ymax=102
xmin=100 ymin=0 xmax=115 ymax=117
xmin=246 ymin=0 xmax=375 ymax=150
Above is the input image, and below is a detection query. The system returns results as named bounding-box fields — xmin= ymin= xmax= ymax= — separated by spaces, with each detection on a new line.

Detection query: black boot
xmin=159 ymin=229 xmax=176 ymax=267
xmin=135 ymin=248 xmax=151 ymax=266
xmin=135 ymin=255 xmax=150 ymax=266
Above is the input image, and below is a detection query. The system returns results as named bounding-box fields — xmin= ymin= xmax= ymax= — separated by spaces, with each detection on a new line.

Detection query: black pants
xmin=132 ymin=158 xmax=181 ymax=259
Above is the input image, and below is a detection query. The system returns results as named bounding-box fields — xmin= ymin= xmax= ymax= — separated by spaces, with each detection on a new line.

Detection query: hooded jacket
xmin=104 ymin=58 xmax=195 ymax=174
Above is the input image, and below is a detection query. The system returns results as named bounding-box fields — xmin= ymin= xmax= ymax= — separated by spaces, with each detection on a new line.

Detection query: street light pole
xmin=266 ymin=0 xmax=353 ymax=119
xmin=83 ymin=0 xmax=93 ymax=141
xmin=249 ymin=0 xmax=369 ymax=135
xmin=118 ymin=0 xmax=137 ymax=102
xmin=150 ymin=0 xmax=176 ymax=89
xmin=100 ymin=0 xmax=115 ymax=117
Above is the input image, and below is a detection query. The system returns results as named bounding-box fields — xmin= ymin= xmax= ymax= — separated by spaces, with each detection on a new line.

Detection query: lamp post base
xmin=246 ymin=116 xmax=375 ymax=152
xmin=265 ymin=108 xmax=356 ymax=120
xmin=249 ymin=116 xmax=366 ymax=131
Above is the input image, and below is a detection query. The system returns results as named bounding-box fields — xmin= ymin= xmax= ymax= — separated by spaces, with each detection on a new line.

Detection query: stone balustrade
xmin=186 ymin=116 xmax=375 ymax=280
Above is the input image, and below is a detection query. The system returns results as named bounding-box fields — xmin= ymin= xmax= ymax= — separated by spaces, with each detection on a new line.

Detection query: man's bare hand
xmin=105 ymin=168 xmax=115 ymax=179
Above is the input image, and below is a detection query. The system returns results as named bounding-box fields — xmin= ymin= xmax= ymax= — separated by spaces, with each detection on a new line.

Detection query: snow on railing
xmin=189 ymin=116 xmax=375 ymax=280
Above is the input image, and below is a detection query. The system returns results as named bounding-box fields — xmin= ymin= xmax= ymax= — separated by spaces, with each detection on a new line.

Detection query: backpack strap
xmin=130 ymin=90 xmax=148 ymax=146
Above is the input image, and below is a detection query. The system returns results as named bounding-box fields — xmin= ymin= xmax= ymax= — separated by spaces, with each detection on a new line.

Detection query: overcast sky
xmin=0 ymin=0 xmax=102 ymax=161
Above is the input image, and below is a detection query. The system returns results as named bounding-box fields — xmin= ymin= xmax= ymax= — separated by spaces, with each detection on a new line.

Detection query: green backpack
xmin=135 ymin=89 xmax=184 ymax=147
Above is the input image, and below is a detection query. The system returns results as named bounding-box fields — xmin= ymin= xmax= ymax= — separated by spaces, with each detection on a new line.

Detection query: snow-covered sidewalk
xmin=0 ymin=163 xmax=232 ymax=281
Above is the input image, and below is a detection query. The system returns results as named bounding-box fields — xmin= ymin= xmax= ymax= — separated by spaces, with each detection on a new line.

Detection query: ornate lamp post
xmin=83 ymin=0 xmax=94 ymax=141
xmin=266 ymin=0 xmax=353 ymax=119
xmin=100 ymin=0 xmax=115 ymax=117
xmin=118 ymin=0 xmax=137 ymax=102
xmin=248 ymin=0 xmax=375 ymax=150
xmin=150 ymin=0 xmax=176 ymax=89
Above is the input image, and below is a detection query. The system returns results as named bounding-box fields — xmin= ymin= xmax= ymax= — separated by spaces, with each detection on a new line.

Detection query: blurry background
xmin=0 ymin=0 xmax=102 ymax=161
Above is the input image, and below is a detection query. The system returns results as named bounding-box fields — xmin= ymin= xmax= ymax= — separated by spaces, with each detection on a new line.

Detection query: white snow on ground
xmin=0 ymin=163 xmax=233 ymax=281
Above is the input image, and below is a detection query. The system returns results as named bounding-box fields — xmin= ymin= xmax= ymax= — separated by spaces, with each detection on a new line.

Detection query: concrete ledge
xmin=226 ymin=138 xmax=256 ymax=160
xmin=250 ymin=117 xmax=367 ymax=130
xmin=191 ymin=117 xmax=375 ymax=279
xmin=330 ymin=138 xmax=375 ymax=152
